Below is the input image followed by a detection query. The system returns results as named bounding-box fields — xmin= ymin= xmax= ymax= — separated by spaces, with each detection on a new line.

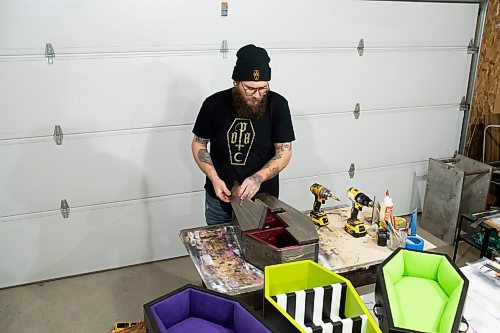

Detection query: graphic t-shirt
xmin=193 ymin=88 xmax=295 ymax=199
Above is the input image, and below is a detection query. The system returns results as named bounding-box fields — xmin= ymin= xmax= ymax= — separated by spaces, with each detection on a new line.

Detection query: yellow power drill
xmin=309 ymin=183 xmax=340 ymax=226
xmin=346 ymin=187 xmax=374 ymax=237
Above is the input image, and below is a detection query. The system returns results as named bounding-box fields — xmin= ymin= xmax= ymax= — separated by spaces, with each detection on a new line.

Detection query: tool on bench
xmin=346 ymin=187 xmax=374 ymax=237
xmin=309 ymin=183 xmax=340 ymax=226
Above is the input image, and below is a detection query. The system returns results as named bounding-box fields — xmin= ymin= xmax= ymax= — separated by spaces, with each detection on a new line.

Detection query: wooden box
xmin=232 ymin=193 xmax=319 ymax=271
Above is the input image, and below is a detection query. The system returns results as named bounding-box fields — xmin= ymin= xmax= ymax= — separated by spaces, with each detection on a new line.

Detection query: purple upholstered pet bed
xmin=144 ymin=284 xmax=273 ymax=333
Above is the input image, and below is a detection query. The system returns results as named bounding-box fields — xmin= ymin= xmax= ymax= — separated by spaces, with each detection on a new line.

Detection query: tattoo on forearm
xmin=249 ymin=174 xmax=263 ymax=185
xmin=267 ymin=167 xmax=280 ymax=179
xmin=197 ymin=149 xmax=213 ymax=166
xmin=261 ymin=153 xmax=282 ymax=176
xmin=272 ymin=153 xmax=282 ymax=160
xmin=194 ymin=135 xmax=210 ymax=145
xmin=275 ymin=142 xmax=291 ymax=151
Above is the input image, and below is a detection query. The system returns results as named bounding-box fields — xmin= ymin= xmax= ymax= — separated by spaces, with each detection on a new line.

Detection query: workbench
xmin=179 ymin=205 xmax=435 ymax=299
xmin=453 ymin=211 xmax=500 ymax=261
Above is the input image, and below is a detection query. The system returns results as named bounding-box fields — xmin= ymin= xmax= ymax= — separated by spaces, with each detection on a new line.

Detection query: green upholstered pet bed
xmin=375 ymin=248 xmax=468 ymax=333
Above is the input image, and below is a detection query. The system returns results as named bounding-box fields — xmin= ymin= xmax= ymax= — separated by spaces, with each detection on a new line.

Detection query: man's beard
xmin=232 ymin=88 xmax=268 ymax=120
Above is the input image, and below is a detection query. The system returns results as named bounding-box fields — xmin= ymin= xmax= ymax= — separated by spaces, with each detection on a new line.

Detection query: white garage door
xmin=0 ymin=0 xmax=479 ymax=288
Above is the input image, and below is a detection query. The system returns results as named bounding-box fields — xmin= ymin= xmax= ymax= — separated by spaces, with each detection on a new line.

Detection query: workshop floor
xmin=0 ymin=229 xmax=482 ymax=333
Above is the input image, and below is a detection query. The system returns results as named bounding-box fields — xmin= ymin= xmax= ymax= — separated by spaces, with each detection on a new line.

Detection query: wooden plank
xmin=230 ymin=182 xmax=269 ymax=231
xmin=231 ymin=198 xmax=268 ymax=232
xmin=484 ymin=217 xmax=500 ymax=230
xmin=256 ymin=193 xmax=319 ymax=244
xmin=276 ymin=212 xmax=319 ymax=245
xmin=253 ymin=194 xmax=285 ymax=213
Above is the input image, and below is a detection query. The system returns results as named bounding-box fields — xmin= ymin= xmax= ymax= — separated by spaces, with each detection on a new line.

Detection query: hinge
xmin=53 ymin=125 xmax=63 ymax=145
xmin=349 ymin=163 xmax=355 ymax=179
xmin=45 ymin=43 xmax=55 ymax=64
xmin=60 ymin=199 xmax=70 ymax=218
xmin=353 ymin=103 xmax=361 ymax=119
xmin=459 ymin=96 xmax=470 ymax=113
xmin=467 ymin=39 xmax=478 ymax=55
xmin=221 ymin=2 xmax=228 ymax=16
xmin=220 ymin=40 xmax=228 ymax=59
xmin=357 ymin=39 xmax=364 ymax=56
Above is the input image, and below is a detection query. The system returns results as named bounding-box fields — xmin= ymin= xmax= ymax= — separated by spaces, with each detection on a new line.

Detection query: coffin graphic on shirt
xmin=227 ymin=118 xmax=255 ymax=166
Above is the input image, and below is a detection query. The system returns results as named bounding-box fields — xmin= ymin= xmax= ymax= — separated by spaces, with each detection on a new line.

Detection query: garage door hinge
xmin=45 ymin=43 xmax=55 ymax=64
xmin=459 ymin=97 xmax=470 ymax=112
xmin=220 ymin=40 xmax=228 ymax=58
xmin=467 ymin=39 xmax=478 ymax=55
xmin=60 ymin=200 xmax=70 ymax=218
xmin=53 ymin=125 xmax=63 ymax=145
xmin=353 ymin=103 xmax=361 ymax=119
xmin=357 ymin=39 xmax=364 ymax=56
xmin=349 ymin=163 xmax=355 ymax=178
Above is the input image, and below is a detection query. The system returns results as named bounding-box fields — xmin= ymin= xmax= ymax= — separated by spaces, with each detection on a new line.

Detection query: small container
xmin=380 ymin=190 xmax=394 ymax=224
xmin=387 ymin=229 xmax=407 ymax=251
xmin=405 ymin=235 xmax=424 ymax=251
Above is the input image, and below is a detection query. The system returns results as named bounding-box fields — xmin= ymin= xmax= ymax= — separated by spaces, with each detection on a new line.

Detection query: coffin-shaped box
xmin=143 ymin=284 xmax=273 ymax=333
xmin=232 ymin=193 xmax=319 ymax=270
xmin=375 ymin=248 xmax=468 ymax=333
xmin=264 ymin=260 xmax=382 ymax=333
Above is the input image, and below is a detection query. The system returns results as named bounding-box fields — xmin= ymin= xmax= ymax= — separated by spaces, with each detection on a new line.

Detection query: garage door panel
xmin=286 ymin=106 xmax=461 ymax=178
xmin=1 ymin=50 xmax=470 ymax=140
xmin=0 ymin=55 xmax=233 ymax=140
xmin=0 ymin=128 xmax=203 ymax=217
xmin=1 ymin=1 xmax=477 ymax=54
xmin=280 ymin=161 xmax=429 ymax=216
xmin=228 ymin=1 xmax=477 ymax=46
xmin=0 ymin=192 xmax=203 ymax=288
xmin=0 ymin=0 xmax=222 ymax=54
xmin=273 ymin=51 xmax=470 ymax=114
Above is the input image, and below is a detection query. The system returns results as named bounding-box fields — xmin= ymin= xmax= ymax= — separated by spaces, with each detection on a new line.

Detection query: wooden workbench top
xmin=318 ymin=205 xmax=435 ymax=273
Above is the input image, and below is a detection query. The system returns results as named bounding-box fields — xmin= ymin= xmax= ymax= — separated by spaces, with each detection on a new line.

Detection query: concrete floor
xmin=0 ymin=229 xmax=482 ymax=333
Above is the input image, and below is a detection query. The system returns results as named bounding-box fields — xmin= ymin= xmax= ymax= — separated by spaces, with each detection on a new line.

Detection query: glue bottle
xmin=380 ymin=190 xmax=394 ymax=225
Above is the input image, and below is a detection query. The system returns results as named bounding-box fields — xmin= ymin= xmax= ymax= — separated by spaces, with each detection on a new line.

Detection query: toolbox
xmin=231 ymin=193 xmax=319 ymax=270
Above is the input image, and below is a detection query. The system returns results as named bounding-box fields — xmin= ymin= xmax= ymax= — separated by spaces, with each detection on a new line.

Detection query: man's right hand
xmin=211 ymin=177 xmax=231 ymax=203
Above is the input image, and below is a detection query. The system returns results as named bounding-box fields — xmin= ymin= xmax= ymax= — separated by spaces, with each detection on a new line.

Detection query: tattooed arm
xmin=191 ymin=135 xmax=231 ymax=202
xmin=238 ymin=142 xmax=292 ymax=200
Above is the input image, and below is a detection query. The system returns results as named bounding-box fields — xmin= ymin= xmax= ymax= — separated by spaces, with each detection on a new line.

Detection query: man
xmin=192 ymin=44 xmax=295 ymax=225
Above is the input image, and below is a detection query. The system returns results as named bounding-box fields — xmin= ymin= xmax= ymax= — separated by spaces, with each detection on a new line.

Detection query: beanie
xmin=232 ymin=44 xmax=271 ymax=81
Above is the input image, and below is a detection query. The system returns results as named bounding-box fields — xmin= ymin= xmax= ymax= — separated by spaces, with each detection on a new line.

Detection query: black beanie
xmin=232 ymin=44 xmax=271 ymax=81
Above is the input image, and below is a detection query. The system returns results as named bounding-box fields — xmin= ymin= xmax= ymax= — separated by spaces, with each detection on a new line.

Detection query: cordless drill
xmin=346 ymin=187 xmax=374 ymax=237
xmin=309 ymin=183 xmax=340 ymax=226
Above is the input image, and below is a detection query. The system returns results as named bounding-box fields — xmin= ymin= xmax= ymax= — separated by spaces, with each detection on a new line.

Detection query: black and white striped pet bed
xmin=271 ymin=283 xmax=367 ymax=333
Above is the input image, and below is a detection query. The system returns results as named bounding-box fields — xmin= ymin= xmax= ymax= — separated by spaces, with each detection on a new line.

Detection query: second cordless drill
xmin=346 ymin=187 xmax=374 ymax=237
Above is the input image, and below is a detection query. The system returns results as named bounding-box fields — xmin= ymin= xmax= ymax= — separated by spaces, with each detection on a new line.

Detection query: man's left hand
xmin=238 ymin=174 xmax=263 ymax=200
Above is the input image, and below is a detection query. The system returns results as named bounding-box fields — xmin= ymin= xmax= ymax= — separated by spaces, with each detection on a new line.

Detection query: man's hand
xmin=238 ymin=174 xmax=264 ymax=200
xmin=211 ymin=177 xmax=232 ymax=203
xmin=192 ymin=135 xmax=231 ymax=202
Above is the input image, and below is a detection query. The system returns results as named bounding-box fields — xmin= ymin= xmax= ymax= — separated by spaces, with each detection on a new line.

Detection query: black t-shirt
xmin=193 ymin=88 xmax=295 ymax=199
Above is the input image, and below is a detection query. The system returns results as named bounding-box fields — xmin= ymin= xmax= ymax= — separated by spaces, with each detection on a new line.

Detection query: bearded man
xmin=192 ymin=44 xmax=295 ymax=225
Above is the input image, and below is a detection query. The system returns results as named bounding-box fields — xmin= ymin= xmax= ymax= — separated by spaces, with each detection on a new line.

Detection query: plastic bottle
xmin=380 ymin=190 xmax=394 ymax=224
